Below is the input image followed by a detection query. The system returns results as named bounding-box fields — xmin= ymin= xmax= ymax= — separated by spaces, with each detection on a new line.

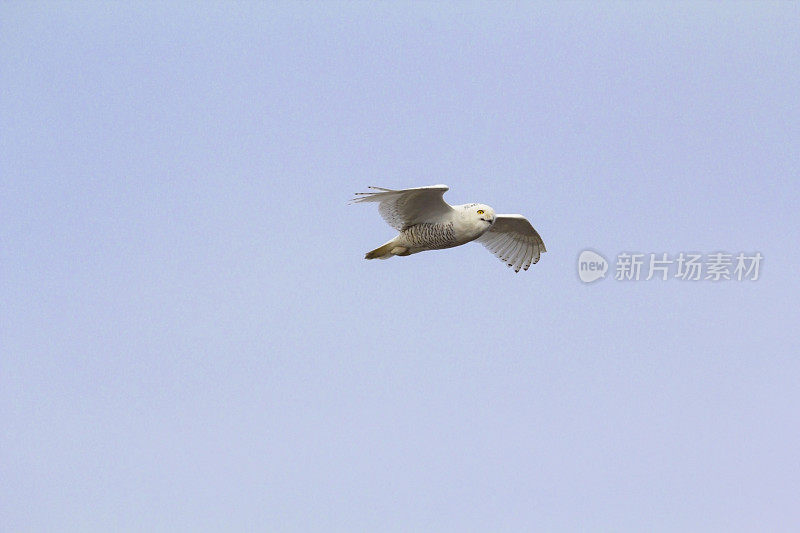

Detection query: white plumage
xmin=352 ymin=184 xmax=546 ymax=272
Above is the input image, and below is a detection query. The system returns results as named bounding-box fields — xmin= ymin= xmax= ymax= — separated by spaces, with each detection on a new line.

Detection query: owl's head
xmin=463 ymin=203 xmax=496 ymax=226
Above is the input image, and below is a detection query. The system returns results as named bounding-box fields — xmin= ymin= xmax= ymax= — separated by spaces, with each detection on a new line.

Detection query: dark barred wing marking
xmin=351 ymin=185 xmax=453 ymax=230
xmin=477 ymin=215 xmax=546 ymax=272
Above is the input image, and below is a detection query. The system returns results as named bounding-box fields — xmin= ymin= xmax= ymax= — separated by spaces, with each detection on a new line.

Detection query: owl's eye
xmin=477 ymin=210 xmax=484 ymax=214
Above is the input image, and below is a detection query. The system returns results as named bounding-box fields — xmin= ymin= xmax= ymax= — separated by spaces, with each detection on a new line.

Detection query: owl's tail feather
xmin=365 ymin=242 xmax=409 ymax=260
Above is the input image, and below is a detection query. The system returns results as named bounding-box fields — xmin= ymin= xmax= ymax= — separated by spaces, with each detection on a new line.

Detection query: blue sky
xmin=2 ymin=2 xmax=800 ymax=531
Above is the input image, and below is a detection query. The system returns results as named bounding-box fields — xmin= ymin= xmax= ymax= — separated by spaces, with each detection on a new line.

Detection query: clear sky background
xmin=2 ymin=2 xmax=800 ymax=531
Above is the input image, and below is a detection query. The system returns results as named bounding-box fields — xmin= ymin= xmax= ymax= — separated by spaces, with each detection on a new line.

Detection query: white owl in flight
xmin=352 ymin=184 xmax=546 ymax=272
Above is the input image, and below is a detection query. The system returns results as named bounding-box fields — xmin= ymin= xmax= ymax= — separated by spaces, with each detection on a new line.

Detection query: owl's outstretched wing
xmin=477 ymin=214 xmax=546 ymax=273
xmin=351 ymin=185 xmax=454 ymax=230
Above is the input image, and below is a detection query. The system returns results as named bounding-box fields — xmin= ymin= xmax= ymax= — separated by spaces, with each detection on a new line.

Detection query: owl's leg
xmin=366 ymin=240 xmax=408 ymax=259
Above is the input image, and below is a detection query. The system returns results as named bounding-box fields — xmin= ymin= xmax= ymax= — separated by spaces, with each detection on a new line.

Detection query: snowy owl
xmin=352 ymin=184 xmax=546 ymax=272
